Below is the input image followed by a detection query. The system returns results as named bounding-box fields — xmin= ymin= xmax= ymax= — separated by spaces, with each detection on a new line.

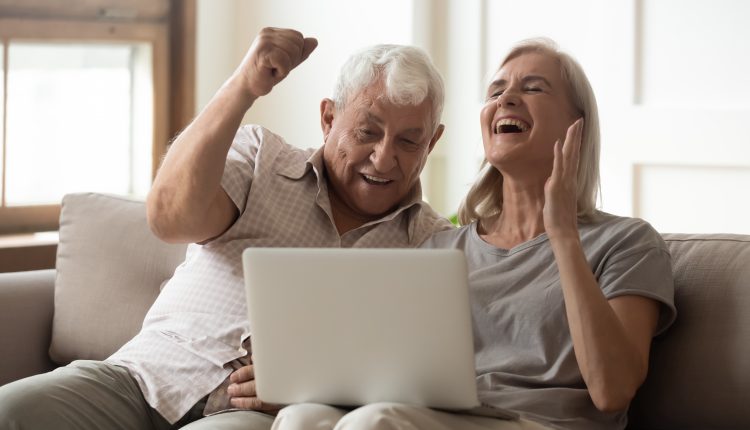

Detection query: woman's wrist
xmin=548 ymin=230 xmax=583 ymax=256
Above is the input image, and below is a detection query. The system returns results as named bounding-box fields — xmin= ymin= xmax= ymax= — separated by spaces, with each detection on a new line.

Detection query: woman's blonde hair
xmin=458 ymin=38 xmax=601 ymax=227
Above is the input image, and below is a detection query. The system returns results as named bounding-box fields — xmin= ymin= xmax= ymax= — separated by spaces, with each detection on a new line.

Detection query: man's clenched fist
xmin=235 ymin=27 xmax=318 ymax=99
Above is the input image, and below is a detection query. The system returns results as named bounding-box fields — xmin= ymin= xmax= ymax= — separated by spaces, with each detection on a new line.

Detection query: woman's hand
xmin=228 ymin=361 xmax=283 ymax=415
xmin=543 ymin=118 xmax=584 ymax=240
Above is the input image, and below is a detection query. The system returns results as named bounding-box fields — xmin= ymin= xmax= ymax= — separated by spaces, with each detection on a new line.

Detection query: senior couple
xmin=0 ymin=27 xmax=675 ymax=430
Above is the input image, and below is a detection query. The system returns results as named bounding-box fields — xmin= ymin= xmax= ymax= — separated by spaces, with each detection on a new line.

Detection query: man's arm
xmin=147 ymin=27 xmax=318 ymax=243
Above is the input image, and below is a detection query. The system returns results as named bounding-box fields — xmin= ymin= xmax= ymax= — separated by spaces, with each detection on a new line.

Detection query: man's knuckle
xmin=234 ymin=398 xmax=249 ymax=409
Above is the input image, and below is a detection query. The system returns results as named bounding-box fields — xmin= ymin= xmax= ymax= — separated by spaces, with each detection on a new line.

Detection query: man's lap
xmin=0 ymin=360 xmax=170 ymax=430
xmin=0 ymin=360 xmax=276 ymax=430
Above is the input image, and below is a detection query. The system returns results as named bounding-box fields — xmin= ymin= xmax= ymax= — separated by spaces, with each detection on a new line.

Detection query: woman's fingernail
xmin=228 ymin=384 xmax=237 ymax=395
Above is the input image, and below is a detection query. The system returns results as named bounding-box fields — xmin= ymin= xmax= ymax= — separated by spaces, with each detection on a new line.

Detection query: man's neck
xmin=327 ymin=189 xmax=374 ymax=235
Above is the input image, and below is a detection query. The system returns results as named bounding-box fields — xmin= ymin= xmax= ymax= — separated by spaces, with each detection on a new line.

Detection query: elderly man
xmin=0 ymin=27 xmax=450 ymax=430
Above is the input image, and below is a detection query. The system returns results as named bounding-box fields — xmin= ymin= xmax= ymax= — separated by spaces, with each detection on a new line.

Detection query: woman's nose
xmin=497 ymin=89 xmax=520 ymax=107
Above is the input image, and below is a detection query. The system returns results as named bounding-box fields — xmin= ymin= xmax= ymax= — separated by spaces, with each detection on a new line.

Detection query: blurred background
xmin=1 ymin=0 xmax=748 ymax=270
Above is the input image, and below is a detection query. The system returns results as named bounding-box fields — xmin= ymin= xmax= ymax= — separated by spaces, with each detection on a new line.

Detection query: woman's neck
xmin=480 ymin=175 xmax=547 ymax=249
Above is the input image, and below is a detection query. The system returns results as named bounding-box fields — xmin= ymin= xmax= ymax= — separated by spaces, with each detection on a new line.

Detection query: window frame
xmin=0 ymin=0 xmax=194 ymax=235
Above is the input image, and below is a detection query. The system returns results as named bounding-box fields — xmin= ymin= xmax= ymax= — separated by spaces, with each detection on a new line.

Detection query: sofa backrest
xmin=50 ymin=193 xmax=188 ymax=364
xmin=50 ymin=194 xmax=750 ymax=428
xmin=628 ymin=233 xmax=750 ymax=429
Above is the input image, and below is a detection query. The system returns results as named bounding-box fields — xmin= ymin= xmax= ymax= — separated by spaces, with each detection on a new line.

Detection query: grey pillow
xmin=49 ymin=193 xmax=187 ymax=364
xmin=629 ymin=233 xmax=750 ymax=429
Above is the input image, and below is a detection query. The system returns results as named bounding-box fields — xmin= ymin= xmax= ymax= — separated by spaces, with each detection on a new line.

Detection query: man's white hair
xmin=331 ymin=44 xmax=444 ymax=133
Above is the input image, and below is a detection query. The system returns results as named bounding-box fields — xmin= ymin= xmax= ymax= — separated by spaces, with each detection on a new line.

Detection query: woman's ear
xmin=320 ymin=98 xmax=335 ymax=140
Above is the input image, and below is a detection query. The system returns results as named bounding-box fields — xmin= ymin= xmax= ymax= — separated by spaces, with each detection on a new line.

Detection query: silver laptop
xmin=242 ymin=247 xmax=481 ymax=411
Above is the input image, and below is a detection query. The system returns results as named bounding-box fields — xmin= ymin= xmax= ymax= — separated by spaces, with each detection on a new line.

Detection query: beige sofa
xmin=1 ymin=192 xmax=748 ymax=429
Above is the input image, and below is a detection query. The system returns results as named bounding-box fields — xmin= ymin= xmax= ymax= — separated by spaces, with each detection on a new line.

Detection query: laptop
xmin=242 ymin=248 xmax=518 ymax=419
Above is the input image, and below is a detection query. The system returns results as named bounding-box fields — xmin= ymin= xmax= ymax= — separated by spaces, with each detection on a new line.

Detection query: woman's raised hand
xmin=543 ymin=118 xmax=584 ymax=241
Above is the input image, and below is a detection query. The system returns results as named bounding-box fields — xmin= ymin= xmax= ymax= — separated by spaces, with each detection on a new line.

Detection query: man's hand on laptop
xmin=227 ymin=359 xmax=283 ymax=415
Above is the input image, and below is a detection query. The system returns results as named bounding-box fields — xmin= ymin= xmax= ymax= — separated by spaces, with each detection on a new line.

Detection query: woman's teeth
xmin=495 ymin=118 xmax=530 ymax=134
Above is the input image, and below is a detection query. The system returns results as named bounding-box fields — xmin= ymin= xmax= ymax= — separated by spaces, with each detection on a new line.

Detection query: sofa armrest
xmin=0 ymin=269 xmax=57 ymax=386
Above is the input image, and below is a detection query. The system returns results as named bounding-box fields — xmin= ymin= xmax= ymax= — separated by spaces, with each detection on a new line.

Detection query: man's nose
xmin=370 ymin=139 xmax=398 ymax=172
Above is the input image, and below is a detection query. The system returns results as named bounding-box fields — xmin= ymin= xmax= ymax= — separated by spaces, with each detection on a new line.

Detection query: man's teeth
xmin=495 ymin=118 xmax=530 ymax=134
xmin=363 ymin=174 xmax=390 ymax=184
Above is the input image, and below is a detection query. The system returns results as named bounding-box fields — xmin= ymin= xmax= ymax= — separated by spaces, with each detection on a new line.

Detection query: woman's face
xmin=481 ymin=52 xmax=580 ymax=175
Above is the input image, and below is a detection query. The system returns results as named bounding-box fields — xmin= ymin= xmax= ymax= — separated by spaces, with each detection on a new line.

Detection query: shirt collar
xmin=276 ymin=145 xmax=430 ymax=241
xmin=276 ymin=146 xmax=322 ymax=180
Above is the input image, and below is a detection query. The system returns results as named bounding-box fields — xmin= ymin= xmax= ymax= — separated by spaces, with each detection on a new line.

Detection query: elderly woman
xmin=420 ymin=39 xmax=677 ymax=429
xmin=273 ymin=39 xmax=676 ymax=430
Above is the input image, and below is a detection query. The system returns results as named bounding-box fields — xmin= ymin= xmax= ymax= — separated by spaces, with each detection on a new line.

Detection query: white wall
xmin=195 ymin=0 xmax=240 ymax=115
xmin=196 ymin=0 xmax=750 ymax=232
xmin=196 ymin=0 xmax=414 ymax=149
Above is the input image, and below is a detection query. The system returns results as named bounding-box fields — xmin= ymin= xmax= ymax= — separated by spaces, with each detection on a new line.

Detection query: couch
xmin=1 ymin=192 xmax=748 ymax=429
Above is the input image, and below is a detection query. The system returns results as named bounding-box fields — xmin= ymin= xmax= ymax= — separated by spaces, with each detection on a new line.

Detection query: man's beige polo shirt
xmin=107 ymin=125 xmax=453 ymax=423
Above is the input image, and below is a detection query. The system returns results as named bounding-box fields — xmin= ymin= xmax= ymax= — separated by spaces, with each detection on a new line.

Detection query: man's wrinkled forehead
xmin=351 ymin=99 xmax=430 ymax=136
xmin=362 ymin=108 xmax=428 ymax=137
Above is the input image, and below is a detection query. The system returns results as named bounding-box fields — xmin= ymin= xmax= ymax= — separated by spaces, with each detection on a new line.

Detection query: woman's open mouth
xmin=494 ymin=118 xmax=531 ymax=134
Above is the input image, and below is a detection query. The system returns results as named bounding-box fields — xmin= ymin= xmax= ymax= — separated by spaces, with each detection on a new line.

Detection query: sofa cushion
xmin=50 ymin=193 xmax=187 ymax=364
xmin=628 ymin=233 xmax=750 ymax=429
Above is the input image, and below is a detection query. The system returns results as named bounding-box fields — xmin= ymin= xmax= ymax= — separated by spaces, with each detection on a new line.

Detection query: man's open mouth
xmin=361 ymin=174 xmax=393 ymax=185
xmin=494 ymin=118 xmax=531 ymax=134
xmin=360 ymin=173 xmax=393 ymax=185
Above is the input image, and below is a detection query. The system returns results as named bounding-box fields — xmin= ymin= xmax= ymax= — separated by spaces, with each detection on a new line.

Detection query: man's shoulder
xmin=410 ymin=203 xmax=455 ymax=245
xmin=238 ymin=124 xmax=292 ymax=150
xmin=238 ymin=124 xmax=316 ymax=167
xmin=420 ymin=222 xmax=472 ymax=249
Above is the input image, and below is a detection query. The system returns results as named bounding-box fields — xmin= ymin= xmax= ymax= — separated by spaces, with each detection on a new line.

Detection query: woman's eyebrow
xmin=522 ymin=75 xmax=552 ymax=86
xmin=486 ymin=79 xmax=506 ymax=96
xmin=487 ymin=75 xmax=551 ymax=91
xmin=488 ymin=79 xmax=507 ymax=90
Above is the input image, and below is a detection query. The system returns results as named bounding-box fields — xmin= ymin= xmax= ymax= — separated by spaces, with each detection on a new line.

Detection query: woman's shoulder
xmin=420 ymin=222 xmax=476 ymax=249
xmin=581 ymin=210 xmax=666 ymax=251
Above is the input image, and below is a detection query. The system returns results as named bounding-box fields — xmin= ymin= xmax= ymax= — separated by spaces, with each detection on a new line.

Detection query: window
xmin=6 ymin=42 xmax=152 ymax=205
xmin=0 ymin=0 xmax=194 ymax=234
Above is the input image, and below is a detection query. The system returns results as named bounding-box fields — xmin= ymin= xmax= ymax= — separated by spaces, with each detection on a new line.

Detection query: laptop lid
xmin=242 ymin=247 xmax=480 ymax=410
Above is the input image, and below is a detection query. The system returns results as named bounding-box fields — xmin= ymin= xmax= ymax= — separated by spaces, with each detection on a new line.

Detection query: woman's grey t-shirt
xmin=420 ymin=212 xmax=676 ymax=430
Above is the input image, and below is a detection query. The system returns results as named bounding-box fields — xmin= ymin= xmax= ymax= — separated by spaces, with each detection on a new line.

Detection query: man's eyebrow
xmin=364 ymin=112 xmax=384 ymax=126
xmin=364 ymin=113 xmax=425 ymax=136
xmin=401 ymin=127 xmax=426 ymax=137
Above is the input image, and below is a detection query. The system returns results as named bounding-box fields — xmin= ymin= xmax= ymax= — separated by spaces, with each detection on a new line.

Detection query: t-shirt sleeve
xmin=220 ymin=125 xmax=262 ymax=214
xmin=598 ymin=226 xmax=677 ymax=336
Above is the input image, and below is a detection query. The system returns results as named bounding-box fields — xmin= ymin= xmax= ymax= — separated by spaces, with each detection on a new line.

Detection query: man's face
xmin=321 ymin=79 xmax=443 ymax=227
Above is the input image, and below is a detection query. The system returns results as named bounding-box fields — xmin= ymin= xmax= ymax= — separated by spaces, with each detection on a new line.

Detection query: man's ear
xmin=320 ymin=98 xmax=336 ymax=141
xmin=427 ymin=124 xmax=445 ymax=153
